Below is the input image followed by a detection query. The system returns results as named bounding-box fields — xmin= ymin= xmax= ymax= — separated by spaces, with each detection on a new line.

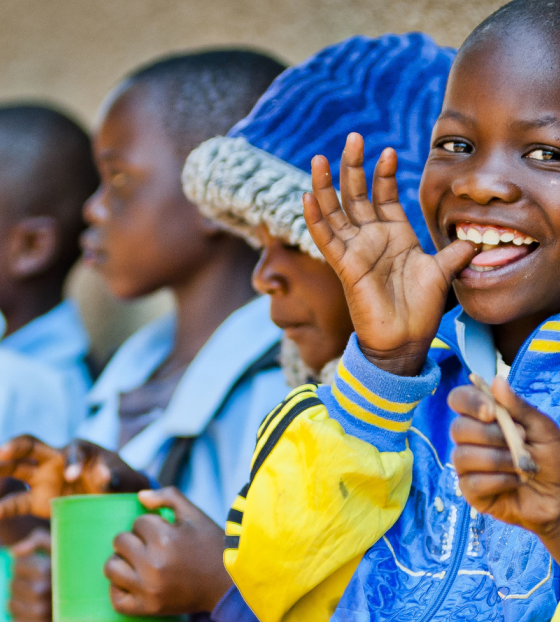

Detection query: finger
xmin=138 ymin=486 xmax=194 ymax=520
xmin=450 ymin=416 xmax=509 ymax=448
xmin=0 ymin=436 xmax=58 ymax=465
xmin=371 ymin=147 xmax=407 ymax=223
xmin=10 ymin=573 xmax=50 ymax=599
xmin=458 ymin=472 xmax=520 ymax=500
xmin=452 ymin=445 xmax=516 ymax=476
xmin=340 ymin=133 xmax=376 ymax=226
xmin=11 ymin=528 xmax=51 ymax=557
xmin=311 ymin=155 xmax=358 ymax=240
xmin=0 ymin=491 xmax=33 ymax=519
xmin=303 ymin=192 xmax=347 ymax=263
xmin=112 ymin=531 xmax=145 ymax=564
xmin=11 ymin=555 xmax=51 ymax=581
xmin=104 ymin=554 xmax=140 ymax=593
xmin=434 ymin=239 xmax=478 ymax=285
xmin=109 ymin=584 xmax=141 ymax=616
xmin=64 ymin=440 xmax=111 ymax=492
xmin=9 ymin=593 xmax=51 ymax=620
xmin=130 ymin=514 xmax=169 ymax=545
xmin=448 ymin=385 xmax=499 ymax=423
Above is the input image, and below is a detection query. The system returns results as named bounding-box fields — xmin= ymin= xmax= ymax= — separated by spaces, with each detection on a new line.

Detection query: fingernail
xmin=64 ymin=464 xmax=81 ymax=481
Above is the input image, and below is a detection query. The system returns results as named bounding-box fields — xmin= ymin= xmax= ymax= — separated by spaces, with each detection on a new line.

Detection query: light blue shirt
xmin=0 ymin=300 xmax=91 ymax=446
xmin=79 ymin=296 xmax=290 ymax=526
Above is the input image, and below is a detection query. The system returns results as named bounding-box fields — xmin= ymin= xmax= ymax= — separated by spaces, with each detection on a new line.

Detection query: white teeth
xmin=513 ymin=237 xmax=524 ymax=246
xmin=482 ymin=229 xmax=500 ymax=245
xmin=523 ymin=236 xmax=534 ymax=244
xmin=457 ymin=227 xmax=468 ymax=241
xmin=500 ymin=232 xmax=514 ymax=243
xmin=467 ymin=228 xmax=483 ymax=244
xmin=469 ymin=264 xmax=495 ymax=272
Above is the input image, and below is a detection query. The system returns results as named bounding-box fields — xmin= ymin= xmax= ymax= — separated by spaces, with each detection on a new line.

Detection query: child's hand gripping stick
xmin=469 ymin=373 xmax=539 ymax=482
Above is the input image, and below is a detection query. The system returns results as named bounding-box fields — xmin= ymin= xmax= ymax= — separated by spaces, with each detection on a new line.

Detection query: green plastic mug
xmin=51 ymin=493 xmax=177 ymax=622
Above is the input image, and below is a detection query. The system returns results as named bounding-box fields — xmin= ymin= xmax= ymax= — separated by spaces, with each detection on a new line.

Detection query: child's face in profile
xmin=420 ymin=32 xmax=560 ymax=329
xmin=82 ymin=82 xmax=212 ymax=299
xmin=252 ymin=225 xmax=353 ymax=372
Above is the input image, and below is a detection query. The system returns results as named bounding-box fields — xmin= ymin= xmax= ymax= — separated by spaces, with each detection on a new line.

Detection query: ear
xmin=8 ymin=216 xmax=58 ymax=279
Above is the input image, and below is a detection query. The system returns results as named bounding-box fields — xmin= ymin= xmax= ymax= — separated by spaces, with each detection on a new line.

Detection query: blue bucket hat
xmin=183 ymin=33 xmax=455 ymax=258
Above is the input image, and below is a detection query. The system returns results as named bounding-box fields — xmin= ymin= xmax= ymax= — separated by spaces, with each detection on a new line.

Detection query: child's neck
xmin=2 ymin=284 xmax=63 ymax=337
xmin=492 ymin=310 xmax=555 ymax=366
xmin=161 ymin=243 xmax=257 ymax=378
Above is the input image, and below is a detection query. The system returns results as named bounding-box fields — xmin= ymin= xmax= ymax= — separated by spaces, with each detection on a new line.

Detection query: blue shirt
xmin=1 ymin=300 xmax=91 ymax=430
xmin=79 ymin=296 xmax=290 ymax=526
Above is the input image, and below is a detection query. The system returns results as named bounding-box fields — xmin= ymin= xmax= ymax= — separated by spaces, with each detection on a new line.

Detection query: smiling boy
xmin=190 ymin=1 xmax=560 ymax=621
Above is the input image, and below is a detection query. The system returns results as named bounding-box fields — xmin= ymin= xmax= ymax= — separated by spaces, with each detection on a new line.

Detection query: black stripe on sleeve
xmin=250 ymin=396 xmax=322 ymax=483
xmin=224 ymin=535 xmax=240 ymax=550
xmin=238 ymin=483 xmax=250 ymax=499
xmin=227 ymin=508 xmax=244 ymax=525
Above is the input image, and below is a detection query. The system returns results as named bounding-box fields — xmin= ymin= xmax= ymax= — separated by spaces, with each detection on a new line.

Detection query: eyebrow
xmin=510 ymin=115 xmax=560 ymax=131
xmin=436 ymin=110 xmax=477 ymax=127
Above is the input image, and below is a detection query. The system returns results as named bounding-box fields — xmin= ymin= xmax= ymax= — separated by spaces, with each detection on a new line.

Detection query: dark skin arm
xmin=0 ymin=436 xmax=149 ymax=519
xmin=449 ymin=376 xmax=560 ymax=564
xmin=104 ymin=487 xmax=232 ymax=616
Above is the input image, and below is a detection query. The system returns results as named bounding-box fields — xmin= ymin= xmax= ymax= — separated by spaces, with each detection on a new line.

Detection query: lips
xmin=80 ymin=228 xmax=107 ymax=265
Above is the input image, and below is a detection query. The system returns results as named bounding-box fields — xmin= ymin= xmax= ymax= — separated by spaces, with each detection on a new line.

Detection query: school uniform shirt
xmin=78 ymin=295 xmax=289 ymax=526
xmin=216 ymin=307 xmax=560 ymax=622
xmin=1 ymin=299 xmax=92 ymax=431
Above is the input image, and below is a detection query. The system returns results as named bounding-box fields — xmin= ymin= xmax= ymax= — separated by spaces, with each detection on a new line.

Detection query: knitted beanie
xmin=182 ymin=33 xmax=455 ymax=259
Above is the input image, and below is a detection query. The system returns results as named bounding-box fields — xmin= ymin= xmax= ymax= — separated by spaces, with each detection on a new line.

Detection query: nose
xmin=451 ymin=154 xmax=522 ymax=205
xmin=252 ymin=245 xmax=288 ymax=296
xmin=83 ymin=187 xmax=109 ymax=225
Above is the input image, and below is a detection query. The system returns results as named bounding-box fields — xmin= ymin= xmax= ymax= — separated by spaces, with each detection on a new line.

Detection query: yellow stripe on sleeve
xmin=225 ymin=521 xmax=243 ymax=536
xmin=336 ymin=361 xmax=419 ymax=415
xmin=230 ymin=495 xmax=246 ymax=513
xmin=528 ymin=339 xmax=560 ymax=353
xmin=430 ymin=338 xmax=450 ymax=349
xmin=332 ymin=385 xmax=412 ymax=433
xmin=540 ymin=321 xmax=560 ymax=332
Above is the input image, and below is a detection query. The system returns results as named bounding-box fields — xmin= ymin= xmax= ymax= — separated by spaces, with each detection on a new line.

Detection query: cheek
xmin=419 ymin=163 xmax=449 ymax=245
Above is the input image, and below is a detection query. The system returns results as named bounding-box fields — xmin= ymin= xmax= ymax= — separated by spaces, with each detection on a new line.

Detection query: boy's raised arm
xmin=303 ymin=132 xmax=476 ymax=377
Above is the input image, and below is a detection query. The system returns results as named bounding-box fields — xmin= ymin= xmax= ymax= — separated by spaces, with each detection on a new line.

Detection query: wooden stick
xmin=469 ymin=373 xmax=539 ymax=483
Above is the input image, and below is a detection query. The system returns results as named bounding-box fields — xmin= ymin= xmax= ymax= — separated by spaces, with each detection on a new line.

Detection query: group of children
xmin=0 ymin=0 xmax=559 ymax=620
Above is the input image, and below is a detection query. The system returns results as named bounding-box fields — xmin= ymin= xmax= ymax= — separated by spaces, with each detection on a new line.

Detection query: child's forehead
xmin=444 ymin=33 xmax=560 ymax=119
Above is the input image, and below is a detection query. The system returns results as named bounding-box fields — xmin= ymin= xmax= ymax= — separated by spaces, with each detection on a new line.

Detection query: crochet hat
xmin=182 ymin=33 xmax=456 ymax=258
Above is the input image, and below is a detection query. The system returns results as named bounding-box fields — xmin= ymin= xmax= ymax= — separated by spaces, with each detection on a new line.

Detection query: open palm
xmin=303 ymin=133 xmax=476 ymax=376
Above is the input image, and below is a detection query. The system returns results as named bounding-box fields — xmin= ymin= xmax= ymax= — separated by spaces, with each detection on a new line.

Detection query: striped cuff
xmin=319 ymin=333 xmax=440 ymax=452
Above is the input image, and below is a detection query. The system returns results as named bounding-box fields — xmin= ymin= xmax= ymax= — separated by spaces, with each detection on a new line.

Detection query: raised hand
xmin=303 ymin=133 xmax=476 ymax=376
xmin=0 ymin=436 xmax=149 ymax=519
xmin=450 ymin=376 xmax=560 ymax=564
xmin=104 ymin=487 xmax=232 ymax=616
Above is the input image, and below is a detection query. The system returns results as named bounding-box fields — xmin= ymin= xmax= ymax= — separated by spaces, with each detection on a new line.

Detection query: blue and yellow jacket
xmin=223 ymin=307 xmax=560 ymax=622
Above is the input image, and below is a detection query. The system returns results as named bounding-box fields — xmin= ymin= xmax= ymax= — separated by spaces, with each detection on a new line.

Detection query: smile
xmin=456 ymin=223 xmax=538 ymax=273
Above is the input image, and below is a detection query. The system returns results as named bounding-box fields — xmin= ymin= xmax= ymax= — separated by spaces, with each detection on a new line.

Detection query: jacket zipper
xmin=417 ymin=502 xmax=471 ymax=622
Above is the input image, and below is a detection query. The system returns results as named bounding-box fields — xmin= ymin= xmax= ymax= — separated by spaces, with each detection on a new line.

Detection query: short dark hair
xmin=460 ymin=0 xmax=560 ymax=55
xmin=124 ymin=49 xmax=287 ymax=158
xmin=0 ymin=104 xmax=99 ymax=277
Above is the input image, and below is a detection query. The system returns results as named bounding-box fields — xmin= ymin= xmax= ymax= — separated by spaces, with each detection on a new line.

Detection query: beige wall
xmin=0 ymin=0 xmax=506 ymax=361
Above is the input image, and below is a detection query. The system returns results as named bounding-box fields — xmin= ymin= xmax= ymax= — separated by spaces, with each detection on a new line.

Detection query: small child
xmin=0 ymin=50 xmax=287 ymax=620
xmin=0 ymin=104 xmax=98 ymax=431
xmin=181 ymin=33 xmax=455 ymax=622
xmin=216 ymin=1 xmax=560 ymax=620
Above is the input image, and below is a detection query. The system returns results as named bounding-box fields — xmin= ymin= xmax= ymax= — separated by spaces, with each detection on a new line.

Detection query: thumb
xmin=138 ymin=486 xmax=198 ymax=521
xmin=434 ymin=239 xmax=477 ymax=284
xmin=11 ymin=528 xmax=51 ymax=557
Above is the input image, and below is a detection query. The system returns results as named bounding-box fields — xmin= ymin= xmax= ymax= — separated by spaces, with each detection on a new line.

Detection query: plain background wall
xmin=0 ymin=0 xmax=506 ymax=362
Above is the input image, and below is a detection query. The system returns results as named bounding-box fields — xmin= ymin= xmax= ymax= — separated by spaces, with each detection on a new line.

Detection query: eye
xmin=526 ymin=148 xmax=560 ymax=161
xmin=438 ymin=140 xmax=472 ymax=154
